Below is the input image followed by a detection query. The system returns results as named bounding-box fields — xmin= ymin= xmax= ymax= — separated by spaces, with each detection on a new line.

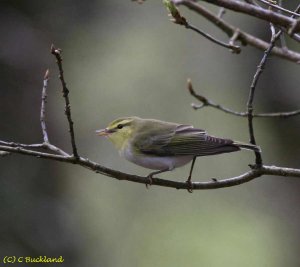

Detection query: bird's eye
xmin=117 ymin=124 xmax=123 ymax=129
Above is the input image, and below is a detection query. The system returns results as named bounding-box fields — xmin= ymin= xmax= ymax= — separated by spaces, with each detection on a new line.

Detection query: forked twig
xmin=187 ymin=0 xmax=300 ymax=33
xmin=174 ymin=0 xmax=300 ymax=63
xmin=40 ymin=69 xmax=70 ymax=157
xmin=164 ymin=0 xmax=241 ymax=53
xmin=187 ymin=79 xmax=300 ymax=118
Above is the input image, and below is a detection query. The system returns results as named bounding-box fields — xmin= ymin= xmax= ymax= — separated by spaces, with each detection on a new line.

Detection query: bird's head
xmin=96 ymin=117 xmax=140 ymax=150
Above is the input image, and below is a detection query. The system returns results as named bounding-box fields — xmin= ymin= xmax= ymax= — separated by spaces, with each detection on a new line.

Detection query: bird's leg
xmin=186 ymin=156 xmax=197 ymax=193
xmin=146 ymin=168 xmax=170 ymax=189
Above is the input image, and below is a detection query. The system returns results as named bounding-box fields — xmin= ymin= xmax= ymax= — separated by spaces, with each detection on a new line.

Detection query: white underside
xmin=120 ymin=145 xmax=193 ymax=171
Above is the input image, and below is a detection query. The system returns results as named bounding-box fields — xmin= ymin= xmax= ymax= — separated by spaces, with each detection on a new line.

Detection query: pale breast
xmin=121 ymin=145 xmax=193 ymax=170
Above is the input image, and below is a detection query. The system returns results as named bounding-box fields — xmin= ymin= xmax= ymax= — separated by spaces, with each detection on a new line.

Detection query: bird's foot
xmin=145 ymin=174 xmax=153 ymax=189
xmin=186 ymin=176 xmax=193 ymax=193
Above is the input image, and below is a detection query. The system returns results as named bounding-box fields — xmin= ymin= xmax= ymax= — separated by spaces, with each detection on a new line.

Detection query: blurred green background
xmin=1 ymin=1 xmax=300 ymax=266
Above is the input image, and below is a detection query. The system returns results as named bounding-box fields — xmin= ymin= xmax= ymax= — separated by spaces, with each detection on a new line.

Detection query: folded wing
xmin=134 ymin=124 xmax=240 ymax=157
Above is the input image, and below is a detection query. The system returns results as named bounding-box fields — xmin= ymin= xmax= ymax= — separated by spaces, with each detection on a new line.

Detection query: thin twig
xmin=0 ymin=140 xmax=69 ymax=157
xmin=245 ymin=3 xmax=300 ymax=163
xmin=39 ymin=68 xmax=70 ymax=157
xmin=291 ymin=3 xmax=300 ymax=19
xmin=281 ymin=2 xmax=300 ymax=41
xmin=187 ymin=79 xmax=300 ymax=118
xmin=44 ymin=143 xmax=70 ymax=157
xmin=247 ymin=28 xmax=282 ymax=166
xmin=174 ymin=0 xmax=300 ymax=63
xmin=0 ymin=141 xmax=44 ymax=149
xmin=256 ymin=0 xmax=300 ymax=17
xmin=270 ymin=22 xmax=276 ymax=36
xmin=279 ymin=31 xmax=288 ymax=49
xmin=217 ymin=7 xmax=226 ymax=18
xmin=287 ymin=4 xmax=300 ymax=35
xmin=186 ymin=23 xmax=241 ymax=53
xmin=164 ymin=2 xmax=241 ymax=53
xmin=41 ymin=69 xmax=50 ymax=143
xmin=252 ymin=110 xmax=300 ymax=117
xmin=277 ymin=0 xmax=287 ymax=50
xmin=51 ymin=44 xmax=79 ymax=159
xmin=229 ymin=29 xmax=240 ymax=48
xmin=176 ymin=0 xmax=300 ymax=33
xmin=0 ymin=144 xmax=300 ymax=190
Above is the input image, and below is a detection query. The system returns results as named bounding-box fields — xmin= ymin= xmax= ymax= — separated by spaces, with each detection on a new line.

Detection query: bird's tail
xmin=233 ymin=141 xmax=261 ymax=153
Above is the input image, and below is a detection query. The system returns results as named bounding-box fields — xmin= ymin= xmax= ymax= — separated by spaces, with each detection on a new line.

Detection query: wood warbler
xmin=96 ymin=117 xmax=260 ymax=189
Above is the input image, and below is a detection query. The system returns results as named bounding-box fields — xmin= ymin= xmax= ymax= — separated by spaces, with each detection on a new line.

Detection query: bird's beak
xmin=96 ymin=128 xmax=110 ymax=136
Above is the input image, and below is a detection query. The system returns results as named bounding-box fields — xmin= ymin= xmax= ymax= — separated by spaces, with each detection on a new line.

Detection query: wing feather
xmin=134 ymin=124 xmax=239 ymax=156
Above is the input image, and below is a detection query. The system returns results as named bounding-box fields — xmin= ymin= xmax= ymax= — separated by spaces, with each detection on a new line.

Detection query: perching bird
xmin=96 ymin=117 xmax=260 ymax=190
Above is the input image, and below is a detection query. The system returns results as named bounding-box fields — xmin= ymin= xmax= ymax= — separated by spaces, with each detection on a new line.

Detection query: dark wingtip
xmin=234 ymin=142 xmax=261 ymax=152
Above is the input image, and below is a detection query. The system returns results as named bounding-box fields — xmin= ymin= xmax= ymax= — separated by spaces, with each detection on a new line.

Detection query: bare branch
xmin=291 ymin=3 xmax=300 ymax=19
xmin=0 ymin=141 xmax=45 ymax=149
xmin=246 ymin=27 xmax=282 ymax=165
xmin=279 ymin=31 xmax=288 ymax=49
xmin=277 ymin=0 xmax=287 ymax=49
xmin=270 ymin=22 xmax=276 ymax=36
xmin=256 ymin=0 xmax=300 ymax=18
xmin=253 ymin=110 xmax=300 ymax=118
xmin=0 ymin=140 xmax=69 ymax=157
xmin=44 ymin=143 xmax=70 ymax=157
xmin=217 ymin=7 xmax=226 ymax=18
xmin=41 ymin=69 xmax=50 ymax=143
xmin=282 ymin=3 xmax=300 ymax=39
xmin=187 ymin=79 xmax=300 ymax=118
xmin=185 ymin=23 xmax=241 ymax=53
xmin=174 ymin=0 xmax=300 ymax=63
xmin=39 ymin=68 xmax=70 ymax=157
xmin=164 ymin=0 xmax=241 ymax=52
xmin=50 ymin=44 xmax=79 ymax=159
xmin=0 ymin=143 xmax=300 ymax=190
xmin=182 ymin=0 xmax=300 ymax=33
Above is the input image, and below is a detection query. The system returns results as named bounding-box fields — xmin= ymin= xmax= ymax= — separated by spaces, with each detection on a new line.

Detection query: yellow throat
xmin=96 ymin=117 xmax=139 ymax=151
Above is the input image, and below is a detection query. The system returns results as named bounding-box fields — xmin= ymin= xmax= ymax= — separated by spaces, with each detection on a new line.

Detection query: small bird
xmin=96 ymin=117 xmax=260 ymax=190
